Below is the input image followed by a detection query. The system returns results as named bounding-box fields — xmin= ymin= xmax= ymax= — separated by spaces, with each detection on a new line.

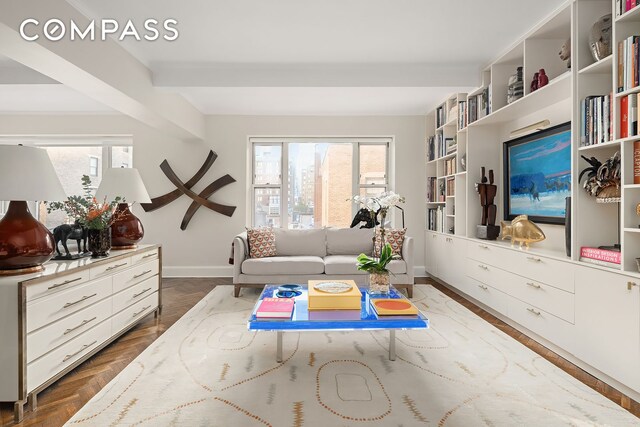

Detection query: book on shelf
xmin=634 ymin=140 xmax=640 ymax=184
xmin=468 ymin=96 xmax=478 ymax=124
xmin=579 ymin=257 xmax=622 ymax=270
xmin=426 ymin=136 xmax=435 ymax=162
xmin=458 ymin=100 xmax=467 ymax=130
xmin=579 ymin=247 xmax=622 ymax=264
xmin=445 ymin=137 xmax=456 ymax=155
xmin=618 ymin=35 xmax=639 ymax=93
xmin=445 ymin=158 xmax=457 ymax=175
xmin=620 ymin=94 xmax=638 ymax=139
xmin=446 ymin=177 xmax=455 ymax=196
xmin=581 ymin=94 xmax=612 ymax=146
xmin=426 ymin=177 xmax=437 ymax=202
xmin=427 ymin=206 xmax=445 ymax=233
xmin=256 ymin=297 xmax=295 ymax=318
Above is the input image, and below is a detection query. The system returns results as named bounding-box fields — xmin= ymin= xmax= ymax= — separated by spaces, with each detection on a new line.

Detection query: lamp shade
xmin=95 ymin=168 xmax=151 ymax=203
xmin=0 ymin=145 xmax=66 ymax=201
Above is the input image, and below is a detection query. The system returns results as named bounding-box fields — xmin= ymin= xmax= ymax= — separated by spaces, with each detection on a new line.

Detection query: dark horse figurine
xmin=350 ymin=208 xmax=381 ymax=229
xmin=53 ymin=220 xmax=88 ymax=257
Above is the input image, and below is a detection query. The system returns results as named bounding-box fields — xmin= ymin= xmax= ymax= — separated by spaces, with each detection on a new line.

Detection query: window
xmin=250 ymin=138 xmax=389 ymax=229
xmin=89 ymin=156 xmax=99 ymax=176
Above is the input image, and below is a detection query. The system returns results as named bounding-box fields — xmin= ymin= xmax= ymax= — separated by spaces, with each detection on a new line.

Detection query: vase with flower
xmin=47 ymin=175 xmax=123 ymax=258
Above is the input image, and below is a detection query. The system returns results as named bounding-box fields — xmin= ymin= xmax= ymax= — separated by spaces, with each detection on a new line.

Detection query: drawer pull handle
xmin=142 ymin=253 xmax=157 ymax=259
xmin=132 ymin=305 xmax=152 ymax=318
xmin=133 ymin=288 xmax=152 ymax=298
xmin=64 ymin=317 xmax=97 ymax=335
xmin=526 ymin=256 xmax=542 ymax=263
xmin=63 ymin=293 xmax=97 ymax=308
xmin=478 ymin=264 xmax=488 ymax=270
xmin=62 ymin=340 xmax=97 ymax=363
xmin=527 ymin=307 xmax=541 ymax=316
xmin=628 ymin=281 xmax=638 ymax=291
xmin=526 ymin=282 xmax=541 ymax=289
xmin=478 ymin=284 xmax=488 ymax=290
xmin=48 ymin=277 xmax=82 ymax=290
xmin=478 ymin=244 xmax=489 ymax=249
xmin=133 ymin=270 xmax=153 ymax=279
xmin=106 ymin=263 xmax=128 ymax=271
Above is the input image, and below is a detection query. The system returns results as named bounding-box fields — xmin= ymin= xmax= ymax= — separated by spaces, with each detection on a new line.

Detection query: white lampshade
xmin=95 ymin=168 xmax=151 ymax=203
xmin=0 ymin=145 xmax=66 ymax=201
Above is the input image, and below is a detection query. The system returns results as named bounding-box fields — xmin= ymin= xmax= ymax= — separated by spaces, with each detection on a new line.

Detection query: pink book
xmin=580 ymin=247 xmax=622 ymax=264
xmin=256 ymin=297 xmax=294 ymax=318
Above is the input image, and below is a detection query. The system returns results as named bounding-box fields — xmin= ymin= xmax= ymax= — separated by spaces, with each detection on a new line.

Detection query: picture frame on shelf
xmin=503 ymin=122 xmax=571 ymax=225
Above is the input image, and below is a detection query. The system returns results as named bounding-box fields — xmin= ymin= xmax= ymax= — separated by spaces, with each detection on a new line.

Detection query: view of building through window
xmin=252 ymin=140 xmax=388 ymax=229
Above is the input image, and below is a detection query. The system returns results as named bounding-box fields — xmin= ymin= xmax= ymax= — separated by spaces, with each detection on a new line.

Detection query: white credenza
xmin=425 ymin=231 xmax=640 ymax=401
xmin=0 ymin=244 xmax=162 ymax=422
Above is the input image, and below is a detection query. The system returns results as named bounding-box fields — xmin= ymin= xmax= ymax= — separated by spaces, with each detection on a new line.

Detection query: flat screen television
xmin=503 ymin=122 xmax=571 ymax=225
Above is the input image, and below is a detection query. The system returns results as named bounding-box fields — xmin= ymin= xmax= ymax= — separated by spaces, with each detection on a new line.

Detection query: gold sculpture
xmin=500 ymin=215 xmax=546 ymax=249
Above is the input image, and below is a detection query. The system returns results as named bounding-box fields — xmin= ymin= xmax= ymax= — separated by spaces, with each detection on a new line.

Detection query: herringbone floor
xmin=1 ymin=278 xmax=638 ymax=426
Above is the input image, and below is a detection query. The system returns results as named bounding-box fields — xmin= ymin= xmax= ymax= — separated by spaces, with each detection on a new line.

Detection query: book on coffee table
xmin=371 ymin=299 xmax=419 ymax=316
xmin=307 ymin=280 xmax=361 ymax=310
xmin=256 ymin=297 xmax=294 ymax=318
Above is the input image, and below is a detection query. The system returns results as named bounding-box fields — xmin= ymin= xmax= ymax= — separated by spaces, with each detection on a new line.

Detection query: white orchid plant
xmin=350 ymin=191 xmax=405 ymax=252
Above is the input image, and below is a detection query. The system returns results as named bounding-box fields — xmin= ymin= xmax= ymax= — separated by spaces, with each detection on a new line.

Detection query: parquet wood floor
xmin=1 ymin=278 xmax=637 ymax=426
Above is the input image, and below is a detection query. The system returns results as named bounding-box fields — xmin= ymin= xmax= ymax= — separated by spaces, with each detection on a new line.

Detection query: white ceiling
xmin=2 ymin=0 xmax=567 ymax=116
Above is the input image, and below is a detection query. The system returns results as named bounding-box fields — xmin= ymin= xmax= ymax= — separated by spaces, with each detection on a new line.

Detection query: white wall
xmin=0 ymin=114 xmax=427 ymax=277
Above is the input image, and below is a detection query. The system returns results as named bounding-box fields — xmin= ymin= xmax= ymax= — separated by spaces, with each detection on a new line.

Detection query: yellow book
xmin=307 ymin=280 xmax=361 ymax=310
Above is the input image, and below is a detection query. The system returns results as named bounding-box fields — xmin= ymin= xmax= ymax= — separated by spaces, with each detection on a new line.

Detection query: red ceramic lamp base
xmin=0 ymin=201 xmax=55 ymax=275
xmin=111 ymin=203 xmax=144 ymax=249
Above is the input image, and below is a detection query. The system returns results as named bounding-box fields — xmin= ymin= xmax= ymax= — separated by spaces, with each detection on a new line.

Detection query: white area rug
xmin=66 ymin=285 xmax=639 ymax=426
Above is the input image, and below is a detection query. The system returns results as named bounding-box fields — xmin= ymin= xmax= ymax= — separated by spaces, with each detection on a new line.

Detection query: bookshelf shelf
xmin=624 ymin=228 xmax=640 ymax=233
xmin=614 ymin=85 xmax=640 ymax=98
xmin=624 ymin=184 xmax=640 ymax=189
xmin=578 ymin=55 xmax=612 ymax=75
xmin=455 ymin=171 xmax=467 ymax=177
xmin=578 ymin=140 xmax=619 ymax=152
xmin=616 ymin=4 xmax=640 ymax=23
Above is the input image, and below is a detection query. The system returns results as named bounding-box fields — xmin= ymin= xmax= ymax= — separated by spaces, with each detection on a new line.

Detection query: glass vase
xmin=369 ymin=271 xmax=390 ymax=295
xmin=88 ymin=227 xmax=112 ymax=258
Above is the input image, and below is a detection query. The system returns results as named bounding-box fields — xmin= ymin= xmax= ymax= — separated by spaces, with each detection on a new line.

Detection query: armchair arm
xmin=233 ymin=232 xmax=248 ymax=283
xmin=401 ymin=236 xmax=414 ymax=284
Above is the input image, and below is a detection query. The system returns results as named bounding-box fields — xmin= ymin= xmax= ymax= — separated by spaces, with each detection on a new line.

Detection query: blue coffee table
xmin=247 ymin=284 xmax=428 ymax=362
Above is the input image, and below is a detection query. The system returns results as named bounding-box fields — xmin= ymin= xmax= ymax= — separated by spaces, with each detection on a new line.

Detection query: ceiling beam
xmin=0 ymin=0 xmax=205 ymax=141
xmin=152 ymin=63 xmax=481 ymax=88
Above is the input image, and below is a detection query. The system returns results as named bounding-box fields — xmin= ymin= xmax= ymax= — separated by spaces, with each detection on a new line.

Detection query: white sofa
xmin=232 ymin=227 xmax=414 ymax=297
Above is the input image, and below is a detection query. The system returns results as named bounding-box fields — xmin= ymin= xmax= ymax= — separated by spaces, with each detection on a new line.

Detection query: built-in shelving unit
xmin=426 ymin=0 xmax=640 ymax=274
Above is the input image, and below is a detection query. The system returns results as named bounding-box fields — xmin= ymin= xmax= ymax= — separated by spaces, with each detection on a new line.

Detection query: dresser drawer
xmin=113 ymin=275 xmax=159 ymax=314
xmin=90 ymin=257 xmax=131 ymax=280
xmin=465 ymin=278 xmax=508 ymax=315
xmin=113 ymin=259 xmax=159 ymax=294
xmin=507 ymin=296 xmax=574 ymax=348
xmin=511 ymin=252 xmax=574 ymax=293
xmin=112 ymin=292 xmax=158 ymax=334
xmin=25 ymin=270 xmax=91 ymax=303
xmin=27 ymin=297 xmax=112 ymax=364
xmin=509 ymin=276 xmax=574 ymax=323
xmin=467 ymin=241 xmax=512 ymax=268
xmin=466 ymin=258 xmax=512 ymax=295
xmin=27 ymin=319 xmax=111 ymax=393
xmin=131 ymin=248 xmax=159 ymax=266
xmin=27 ymin=276 xmax=112 ymax=333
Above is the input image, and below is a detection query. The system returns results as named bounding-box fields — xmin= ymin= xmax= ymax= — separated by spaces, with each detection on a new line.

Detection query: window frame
xmin=249 ymin=137 xmax=391 ymax=229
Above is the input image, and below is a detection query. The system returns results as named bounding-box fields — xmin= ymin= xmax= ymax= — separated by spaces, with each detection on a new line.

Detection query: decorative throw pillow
xmin=247 ymin=227 xmax=277 ymax=258
xmin=374 ymin=228 xmax=406 ymax=258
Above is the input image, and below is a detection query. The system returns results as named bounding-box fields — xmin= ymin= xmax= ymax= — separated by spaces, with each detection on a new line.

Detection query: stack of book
xmin=426 ymin=136 xmax=435 ymax=161
xmin=616 ymin=0 xmax=639 ymax=17
xmin=579 ymin=247 xmax=621 ymax=270
xmin=618 ymin=35 xmax=639 ymax=93
xmin=256 ymin=297 xmax=295 ymax=318
xmin=620 ymin=93 xmax=639 ymax=138
xmin=435 ymin=133 xmax=445 ymax=158
xmin=580 ymin=94 xmax=612 ymax=146
xmin=444 ymin=158 xmax=456 ymax=175
xmin=458 ymin=101 xmax=467 ymax=130
xmin=446 ymin=177 xmax=455 ymax=196
xmin=467 ymin=96 xmax=478 ymax=124
xmin=427 ymin=206 xmax=445 ymax=232
xmin=426 ymin=177 xmax=437 ymax=202
xmin=436 ymin=105 xmax=445 ymax=128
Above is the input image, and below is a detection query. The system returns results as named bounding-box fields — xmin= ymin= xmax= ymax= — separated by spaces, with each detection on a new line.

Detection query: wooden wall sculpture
xmin=141 ymin=150 xmax=236 ymax=230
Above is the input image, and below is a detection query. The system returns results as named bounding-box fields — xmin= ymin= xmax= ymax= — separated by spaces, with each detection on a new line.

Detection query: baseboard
xmin=414 ymin=266 xmax=426 ymax=277
xmin=162 ymin=266 xmax=233 ymax=278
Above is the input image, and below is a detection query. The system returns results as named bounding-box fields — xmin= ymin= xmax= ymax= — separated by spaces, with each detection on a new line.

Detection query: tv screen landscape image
xmin=503 ymin=122 xmax=571 ymax=225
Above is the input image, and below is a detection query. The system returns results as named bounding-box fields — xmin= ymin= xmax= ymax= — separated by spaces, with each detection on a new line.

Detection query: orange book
xmin=621 ymin=95 xmax=629 ymax=138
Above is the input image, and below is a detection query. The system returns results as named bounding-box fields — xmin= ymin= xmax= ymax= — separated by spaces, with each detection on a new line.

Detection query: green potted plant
xmin=356 ymin=243 xmax=397 ymax=295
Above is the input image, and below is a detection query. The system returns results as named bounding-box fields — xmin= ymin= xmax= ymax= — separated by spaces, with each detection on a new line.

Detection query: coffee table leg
xmin=276 ymin=331 xmax=283 ymax=363
xmin=389 ymin=330 xmax=396 ymax=361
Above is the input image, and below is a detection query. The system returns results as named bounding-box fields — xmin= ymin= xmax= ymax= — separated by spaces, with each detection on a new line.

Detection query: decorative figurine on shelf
xmin=579 ymin=152 xmax=621 ymax=202
xmin=538 ymin=69 xmax=549 ymax=88
xmin=530 ymin=72 xmax=539 ymax=92
xmin=589 ymin=14 xmax=612 ymax=62
xmin=476 ymin=167 xmax=500 ymax=240
xmin=507 ymin=66 xmax=524 ymax=104
xmin=558 ymin=38 xmax=571 ymax=69
xmin=500 ymin=215 xmax=546 ymax=249
xmin=52 ymin=220 xmax=89 ymax=260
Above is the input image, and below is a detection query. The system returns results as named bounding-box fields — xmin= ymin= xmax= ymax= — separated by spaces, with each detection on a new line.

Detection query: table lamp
xmin=0 ymin=145 xmax=67 ymax=275
xmin=95 ymin=168 xmax=151 ymax=249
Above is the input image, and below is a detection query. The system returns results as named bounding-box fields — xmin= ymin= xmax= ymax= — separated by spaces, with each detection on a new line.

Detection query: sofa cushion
xmin=374 ymin=228 xmax=406 ymax=257
xmin=247 ymin=227 xmax=277 ymax=258
xmin=242 ymin=256 xmax=325 ymax=275
xmin=326 ymin=227 xmax=374 ymax=256
xmin=274 ymin=228 xmax=326 ymax=257
xmin=324 ymin=255 xmax=407 ymax=275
